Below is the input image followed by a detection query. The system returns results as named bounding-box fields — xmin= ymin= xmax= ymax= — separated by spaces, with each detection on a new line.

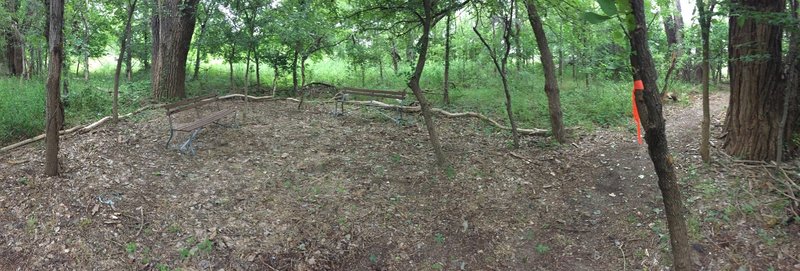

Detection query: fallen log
xmin=344 ymin=100 xmax=550 ymax=136
xmin=1 ymin=104 xmax=160 ymax=153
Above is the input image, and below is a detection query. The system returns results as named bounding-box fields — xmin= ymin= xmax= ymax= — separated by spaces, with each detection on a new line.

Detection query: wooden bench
xmin=165 ymin=94 xmax=237 ymax=155
xmin=333 ymin=87 xmax=408 ymax=123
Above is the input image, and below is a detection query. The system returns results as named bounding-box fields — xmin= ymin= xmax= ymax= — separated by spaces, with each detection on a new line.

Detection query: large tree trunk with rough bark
xmin=151 ymin=0 xmax=200 ymax=99
xmin=409 ymin=0 xmax=447 ymax=166
xmin=524 ymin=0 xmax=566 ymax=144
xmin=6 ymin=24 xmax=24 ymax=76
xmin=724 ymin=0 xmax=794 ymax=161
xmin=45 ymin=0 xmax=64 ymax=177
xmin=627 ymin=0 xmax=691 ymax=269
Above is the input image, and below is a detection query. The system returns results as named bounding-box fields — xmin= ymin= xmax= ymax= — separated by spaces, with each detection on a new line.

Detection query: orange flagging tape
xmin=632 ymin=80 xmax=644 ymax=144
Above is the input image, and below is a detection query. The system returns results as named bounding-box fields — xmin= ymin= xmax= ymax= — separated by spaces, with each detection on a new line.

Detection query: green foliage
xmin=125 ymin=242 xmax=137 ymax=254
xmin=434 ymin=233 xmax=445 ymax=245
xmin=0 ymin=78 xmax=46 ymax=144
xmin=535 ymin=243 xmax=550 ymax=254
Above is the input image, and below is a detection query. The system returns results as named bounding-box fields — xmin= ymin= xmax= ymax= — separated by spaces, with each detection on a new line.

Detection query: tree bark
xmin=301 ymin=55 xmax=307 ymax=88
xmin=378 ymin=58 xmax=384 ymax=83
xmin=777 ymin=0 xmax=799 ymax=163
xmin=698 ymin=0 xmax=713 ymax=163
xmin=125 ymin=40 xmax=133 ymax=81
xmin=5 ymin=13 xmax=24 ymax=76
xmin=724 ymin=0 xmax=792 ymax=161
xmin=45 ymin=0 xmax=64 ymax=177
xmin=151 ymin=0 xmax=200 ymax=99
xmin=272 ymin=65 xmax=279 ymax=96
xmin=80 ymin=0 xmax=90 ymax=81
xmin=627 ymin=0 xmax=691 ymax=269
xmin=244 ymin=48 xmax=250 ymax=110
xmin=409 ymin=0 xmax=447 ymax=167
xmin=292 ymin=47 xmax=299 ymax=95
xmin=391 ymin=40 xmax=400 ymax=75
xmin=192 ymin=6 xmax=208 ymax=81
xmin=443 ymin=12 xmax=452 ymax=105
xmin=228 ymin=43 xmax=235 ymax=89
xmin=558 ymin=24 xmax=563 ymax=80
xmin=524 ymin=0 xmax=566 ymax=143
xmin=255 ymin=49 xmax=260 ymax=87
xmin=113 ymin=0 xmax=138 ymax=123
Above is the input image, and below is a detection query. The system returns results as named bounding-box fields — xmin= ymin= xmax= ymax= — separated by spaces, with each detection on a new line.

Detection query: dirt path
xmin=1 ymin=91 xmax=797 ymax=270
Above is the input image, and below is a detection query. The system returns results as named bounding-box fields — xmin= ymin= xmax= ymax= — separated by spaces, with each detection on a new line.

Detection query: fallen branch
xmin=1 ymin=104 xmax=159 ymax=153
xmin=1 ymin=125 xmax=85 ymax=153
xmin=218 ymin=94 xmax=276 ymax=101
xmin=345 ymin=100 xmax=550 ymax=136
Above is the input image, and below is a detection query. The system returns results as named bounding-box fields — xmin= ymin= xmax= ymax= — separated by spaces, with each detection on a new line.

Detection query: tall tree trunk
xmin=378 ymin=58 xmax=384 ymax=84
xmin=244 ymin=48 xmax=250 ymax=88
xmin=228 ymin=43 xmax=235 ymax=89
xmin=524 ymin=0 xmax=566 ymax=143
xmin=698 ymin=0 xmax=713 ymax=163
xmin=724 ymin=0 xmax=792 ymax=161
xmin=474 ymin=1 xmax=520 ymax=148
xmin=301 ymin=55 xmax=307 ymax=87
xmin=292 ymin=47 xmax=299 ymax=95
xmin=125 ymin=40 xmax=132 ymax=81
xmin=6 ymin=24 xmax=24 ymax=76
xmin=558 ymin=24 xmax=563 ymax=80
xmin=255 ymin=49 xmax=260 ymax=87
xmin=113 ymin=0 xmax=138 ymax=123
xmin=244 ymin=48 xmax=250 ymax=110
xmin=409 ymin=0 xmax=447 ymax=167
xmin=627 ymin=0 xmax=691 ymax=269
xmin=151 ymin=0 xmax=200 ymax=99
xmin=81 ymin=0 xmax=90 ymax=81
xmin=391 ymin=41 xmax=400 ymax=75
xmin=513 ymin=21 xmax=522 ymax=72
xmin=150 ymin=0 xmax=160 ymax=96
xmin=360 ymin=63 xmax=365 ymax=87
xmin=192 ymin=7 xmax=208 ymax=81
xmin=443 ymin=12 xmax=452 ymax=105
xmin=272 ymin=65 xmax=278 ymax=96
xmin=45 ymin=0 xmax=64 ymax=177
xmin=777 ymin=0 xmax=799 ymax=163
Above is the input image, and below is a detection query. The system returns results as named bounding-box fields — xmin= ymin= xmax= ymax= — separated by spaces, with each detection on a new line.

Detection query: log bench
xmin=333 ymin=87 xmax=408 ymax=124
xmin=165 ymin=94 xmax=237 ymax=155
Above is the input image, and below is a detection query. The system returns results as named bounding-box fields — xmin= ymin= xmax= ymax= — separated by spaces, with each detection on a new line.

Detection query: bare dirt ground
xmin=1 ymin=91 xmax=799 ymax=270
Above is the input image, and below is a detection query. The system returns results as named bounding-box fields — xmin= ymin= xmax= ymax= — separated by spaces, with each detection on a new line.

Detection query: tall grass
xmin=0 ymin=78 xmax=46 ymax=143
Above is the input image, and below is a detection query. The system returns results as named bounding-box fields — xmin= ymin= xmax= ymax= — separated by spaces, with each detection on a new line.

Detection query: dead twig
xmin=134 ymin=207 xmax=144 ymax=238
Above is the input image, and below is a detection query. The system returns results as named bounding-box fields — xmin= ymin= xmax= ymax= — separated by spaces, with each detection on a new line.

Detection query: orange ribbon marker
xmin=632 ymin=80 xmax=644 ymax=144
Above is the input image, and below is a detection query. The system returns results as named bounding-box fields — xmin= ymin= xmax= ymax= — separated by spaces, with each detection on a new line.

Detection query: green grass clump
xmin=0 ymin=78 xmax=46 ymax=143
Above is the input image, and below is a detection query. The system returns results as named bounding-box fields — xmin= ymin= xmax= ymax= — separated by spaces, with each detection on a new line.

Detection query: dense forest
xmin=1 ymin=0 xmax=799 ymax=270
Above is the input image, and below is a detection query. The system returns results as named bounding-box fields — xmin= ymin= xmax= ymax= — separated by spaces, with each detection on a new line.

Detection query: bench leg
xmin=332 ymin=99 xmax=346 ymax=116
xmin=180 ymin=128 xmax=202 ymax=156
xmin=166 ymin=129 xmax=175 ymax=149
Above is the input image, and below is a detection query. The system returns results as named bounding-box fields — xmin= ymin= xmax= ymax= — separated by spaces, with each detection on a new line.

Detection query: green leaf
xmin=583 ymin=12 xmax=612 ymax=24
xmin=597 ymin=0 xmax=618 ymax=16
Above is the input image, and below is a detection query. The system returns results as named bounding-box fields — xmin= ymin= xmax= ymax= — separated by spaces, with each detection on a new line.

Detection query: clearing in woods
xmin=1 ymin=92 xmax=798 ymax=270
